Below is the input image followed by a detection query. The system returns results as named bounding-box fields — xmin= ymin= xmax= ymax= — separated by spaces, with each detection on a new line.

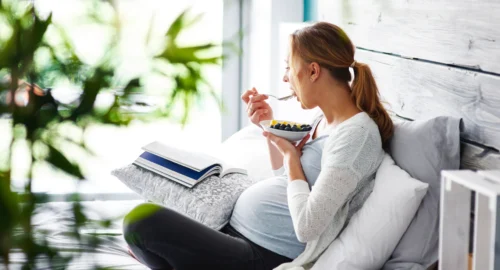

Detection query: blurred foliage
xmin=0 ymin=0 xmax=228 ymax=268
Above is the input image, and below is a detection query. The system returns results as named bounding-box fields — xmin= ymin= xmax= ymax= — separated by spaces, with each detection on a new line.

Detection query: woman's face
xmin=283 ymin=52 xmax=314 ymax=109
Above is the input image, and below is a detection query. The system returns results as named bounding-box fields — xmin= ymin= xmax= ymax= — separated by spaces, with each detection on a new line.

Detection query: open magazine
xmin=133 ymin=141 xmax=247 ymax=188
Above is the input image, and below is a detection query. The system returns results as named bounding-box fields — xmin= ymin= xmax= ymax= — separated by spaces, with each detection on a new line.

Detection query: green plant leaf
xmin=0 ymin=89 xmax=8 ymax=115
xmin=36 ymin=44 xmax=87 ymax=87
xmin=18 ymin=12 xmax=53 ymax=75
xmin=122 ymin=78 xmax=141 ymax=96
xmin=46 ymin=144 xmax=84 ymax=179
xmin=0 ymin=170 xmax=19 ymax=263
xmin=158 ymin=43 xmax=221 ymax=65
xmin=72 ymin=201 xmax=86 ymax=229
xmin=0 ymin=21 xmax=19 ymax=69
xmin=165 ymin=9 xmax=189 ymax=40
xmin=181 ymin=92 xmax=193 ymax=125
xmin=69 ymin=68 xmax=112 ymax=121
xmin=100 ymin=97 xmax=131 ymax=125
xmin=0 ymin=2 xmax=235 ymax=267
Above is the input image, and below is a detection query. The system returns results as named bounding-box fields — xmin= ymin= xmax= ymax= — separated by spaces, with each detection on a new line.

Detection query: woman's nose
xmin=283 ymin=73 xmax=289 ymax=83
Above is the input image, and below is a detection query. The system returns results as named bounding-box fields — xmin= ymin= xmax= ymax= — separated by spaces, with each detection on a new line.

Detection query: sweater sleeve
xmin=287 ymin=124 xmax=369 ymax=243
xmin=272 ymin=166 xmax=285 ymax=176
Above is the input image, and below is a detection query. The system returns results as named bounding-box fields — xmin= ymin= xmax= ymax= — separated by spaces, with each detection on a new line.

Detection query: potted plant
xmin=0 ymin=0 xmax=230 ymax=268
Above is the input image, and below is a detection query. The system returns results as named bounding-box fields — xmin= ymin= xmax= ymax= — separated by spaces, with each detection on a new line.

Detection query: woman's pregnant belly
xmin=229 ymin=176 xmax=306 ymax=259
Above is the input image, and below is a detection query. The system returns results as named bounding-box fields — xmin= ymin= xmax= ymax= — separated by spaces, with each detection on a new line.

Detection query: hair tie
xmin=350 ymin=60 xmax=356 ymax=68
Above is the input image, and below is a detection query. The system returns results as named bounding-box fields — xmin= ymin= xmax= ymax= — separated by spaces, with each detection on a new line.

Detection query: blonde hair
xmin=290 ymin=22 xmax=393 ymax=144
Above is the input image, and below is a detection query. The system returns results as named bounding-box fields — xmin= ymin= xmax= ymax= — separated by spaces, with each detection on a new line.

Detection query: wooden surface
xmin=355 ymin=49 xmax=500 ymax=151
xmin=440 ymin=177 xmax=472 ymax=270
xmin=461 ymin=143 xmax=500 ymax=171
xmin=318 ymin=0 xmax=500 ymax=74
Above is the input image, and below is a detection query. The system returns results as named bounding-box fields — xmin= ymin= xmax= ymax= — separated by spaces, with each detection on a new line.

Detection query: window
xmin=4 ymin=0 xmax=229 ymax=197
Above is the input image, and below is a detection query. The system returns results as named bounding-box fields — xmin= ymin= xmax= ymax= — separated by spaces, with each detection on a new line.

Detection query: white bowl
xmin=260 ymin=120 xmax=310 ymax=142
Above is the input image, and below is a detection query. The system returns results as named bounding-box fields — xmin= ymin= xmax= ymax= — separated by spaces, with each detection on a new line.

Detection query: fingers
xmin=249 ymin=94 xmax=268 ymax=103
xmin=241 ymin=88 xmax=268 ymax=105
xmin=241 ymin=87 xmax=258 ymax=104
xmin=296 ymin=133 xmax=310 ymax=151
xmin=246 ymin=101 xmax=269 ymax=116
xmin=263 ymin=131 xmax=305 ymax=158
xmin=263 ymin=132 xmax=282 ymax=146
xmin=250 ymin=109 xmax=268 ymax=122
xmin=263 ymin=132 xmax=294 ymax=157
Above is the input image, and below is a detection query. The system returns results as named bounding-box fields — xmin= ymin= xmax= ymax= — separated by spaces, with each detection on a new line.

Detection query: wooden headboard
xmin=318 ymin=0 xmax=500 ymax=170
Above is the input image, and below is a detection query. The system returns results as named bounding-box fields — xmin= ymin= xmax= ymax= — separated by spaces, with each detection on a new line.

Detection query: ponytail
xmin=351 ymin=62 xmax=394 ymax=145
xmin=290 ymin=22 xmax=394 ymax=145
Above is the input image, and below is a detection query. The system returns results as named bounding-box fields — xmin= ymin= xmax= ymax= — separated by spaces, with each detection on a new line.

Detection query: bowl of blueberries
xmin=260 ymin=119 xmax=312 ymax=142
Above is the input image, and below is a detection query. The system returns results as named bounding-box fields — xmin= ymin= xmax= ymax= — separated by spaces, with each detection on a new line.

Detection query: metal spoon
xmin=266 ymin=94 xmax=295 ymax=101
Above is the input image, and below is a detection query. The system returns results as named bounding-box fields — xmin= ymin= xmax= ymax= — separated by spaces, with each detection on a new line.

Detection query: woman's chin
xmin=299 ymin=100 xmax=314 ymax=110
xmin=295 ymin=96 xmax=308 ymax=109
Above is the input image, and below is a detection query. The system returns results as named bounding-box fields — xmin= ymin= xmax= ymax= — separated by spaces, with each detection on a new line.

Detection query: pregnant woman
xmin=123 ymin=22 xmax=393 ymax=270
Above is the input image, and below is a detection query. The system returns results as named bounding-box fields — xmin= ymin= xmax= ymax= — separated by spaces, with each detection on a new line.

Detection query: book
xmin=133 ymin=141 xmax=247 ymax=188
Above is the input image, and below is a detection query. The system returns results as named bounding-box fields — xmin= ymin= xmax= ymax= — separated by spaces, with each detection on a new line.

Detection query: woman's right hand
xmin=241 ymin=87 xmax=274 ymax=128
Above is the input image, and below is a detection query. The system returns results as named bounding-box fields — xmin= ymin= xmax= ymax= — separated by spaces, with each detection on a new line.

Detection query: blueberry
xmin=275 ymin=123 xmax=281 ymax=129
xmin=280 ymin=125 xmax=286 ymax=130
xmin=292 ymin=126 xmax=299 ymax=132
xmin=285 ymin=127 xmax=292 ymax=131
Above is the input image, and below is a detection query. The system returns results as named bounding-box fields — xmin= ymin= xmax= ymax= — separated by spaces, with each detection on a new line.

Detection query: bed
xmin=8 ymin=0 xmax=500 ymax=269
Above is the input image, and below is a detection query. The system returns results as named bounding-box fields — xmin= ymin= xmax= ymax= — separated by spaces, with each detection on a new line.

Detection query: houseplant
xmin=0 ymin=0 xmax=228 ymax=268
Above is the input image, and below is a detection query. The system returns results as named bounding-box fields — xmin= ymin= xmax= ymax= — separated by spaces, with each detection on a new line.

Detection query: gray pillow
xmin=111 ymin=164 xmax=255 ymax=230
xmin=382 ymin=116 xmax=462 ymax=270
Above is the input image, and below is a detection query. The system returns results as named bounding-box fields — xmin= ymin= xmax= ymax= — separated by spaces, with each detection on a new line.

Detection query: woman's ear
xmin=309 ymin=62 xmax=321 ymax=82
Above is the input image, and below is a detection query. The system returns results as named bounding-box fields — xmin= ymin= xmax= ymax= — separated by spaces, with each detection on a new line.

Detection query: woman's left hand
xmin=263 ymin=132 xmax=310 ymax=159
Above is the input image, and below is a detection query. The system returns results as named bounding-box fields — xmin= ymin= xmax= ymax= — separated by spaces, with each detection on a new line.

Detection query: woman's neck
xmin=317 ymin=84 xmax=361 ymax=128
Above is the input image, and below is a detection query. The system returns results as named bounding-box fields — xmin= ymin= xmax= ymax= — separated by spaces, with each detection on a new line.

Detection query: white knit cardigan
xmin=274 ymin=112 xmax=384 ymax=270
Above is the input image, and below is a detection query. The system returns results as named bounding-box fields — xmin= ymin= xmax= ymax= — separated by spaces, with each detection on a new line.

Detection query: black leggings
xmin=123 ymin=203 xmax=292 ymax=270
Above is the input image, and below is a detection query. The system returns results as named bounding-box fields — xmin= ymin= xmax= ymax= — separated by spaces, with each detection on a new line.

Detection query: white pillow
xmin=219 ymin=125 xmax=274 ymax=182
xmin=312 ymin=154 xmax=429 ymax=270
xmin=111 ymin=125 xmax=270 ymax=231
xmin=111 ymin=165 xmax=255 ymax=230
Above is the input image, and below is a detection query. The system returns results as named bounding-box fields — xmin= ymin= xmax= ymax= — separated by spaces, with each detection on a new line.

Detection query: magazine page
xmin=219 ymin=161 xmax=247 ymax=177
xmin=142 ymin=141 xmax=223 ymax=171
xmin=134 ymin=156 xmax=221 ymax=188
xmin=140 ymin=141 xmax=246 ymax=179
